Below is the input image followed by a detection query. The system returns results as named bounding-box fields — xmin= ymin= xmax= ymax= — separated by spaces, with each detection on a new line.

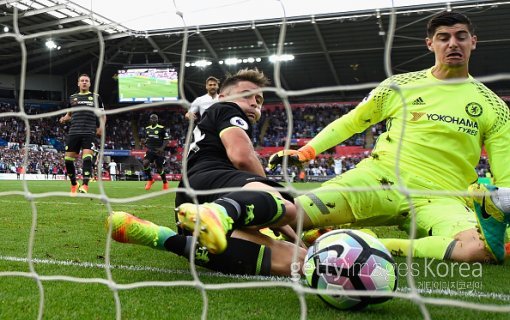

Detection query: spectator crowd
xmin=0 ymin=100 xmax=493 ymax=179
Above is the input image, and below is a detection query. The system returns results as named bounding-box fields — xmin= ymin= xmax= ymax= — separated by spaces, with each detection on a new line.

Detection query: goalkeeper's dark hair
xmin=220 ymin=68 xmax=270 ymax=94
xmin=427 ymin=11 xmax=474 ymax=38
xmin=78 ymin=73 xmax=91 ymax=80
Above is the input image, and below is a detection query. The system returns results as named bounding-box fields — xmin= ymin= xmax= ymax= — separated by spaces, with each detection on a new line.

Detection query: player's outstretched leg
xmin=175 ymin=203 xmax=233 ymax=254
xmin=468 ymin=183 xmax=510 ymax=263
xmin=107 ymin=211 xmax=176 ymax=249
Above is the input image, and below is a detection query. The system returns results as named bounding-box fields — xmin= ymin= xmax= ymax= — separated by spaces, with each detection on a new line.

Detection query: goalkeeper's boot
xmin=301 ymin=227 xmax=334 ymax=247
xmin=175 ymin=203 xmax=233 ymax=254
xmin=468 ymin=183 xmax=509 ymax=263
xmin=144 ymin=179 xmax=155 ymax=191
xmin=70 ymin=182 xmax=80 ymax=196
xmin=162 ymin=182 xmax=169 ymax=190
xmin=107 ymin=211 xmax=175 ymax=250
xmin=79 ymin=184 xmax=89 ymax=194
xmin=358 ymin=228 xmax=378 ymax=238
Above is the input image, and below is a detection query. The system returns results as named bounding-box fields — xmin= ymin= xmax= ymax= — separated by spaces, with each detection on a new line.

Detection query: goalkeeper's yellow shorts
xmin=295 ymin=159 xmax=477 ymax=239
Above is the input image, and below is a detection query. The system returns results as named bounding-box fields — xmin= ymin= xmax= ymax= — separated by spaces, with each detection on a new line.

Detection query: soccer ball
xmin=304 ymin=229 xmax=397 ymax=310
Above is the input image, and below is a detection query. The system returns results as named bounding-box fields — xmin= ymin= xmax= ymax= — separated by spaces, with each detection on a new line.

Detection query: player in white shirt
xmin=185 ymin=76 xmax=220 ymax=121
xmin=108 ymin=159 xmax=117 ymax=181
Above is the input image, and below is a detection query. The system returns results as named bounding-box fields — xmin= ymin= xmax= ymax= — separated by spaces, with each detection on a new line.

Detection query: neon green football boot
xmin=107 ymin=211 xmax=175 ymax=250
xmin=175 ymin=203 xmax=233 ymax=254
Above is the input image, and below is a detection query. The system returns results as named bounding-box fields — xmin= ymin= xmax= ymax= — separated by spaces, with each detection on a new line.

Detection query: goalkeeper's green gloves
xmin=268 ymin=145 xmax=316 ymax=170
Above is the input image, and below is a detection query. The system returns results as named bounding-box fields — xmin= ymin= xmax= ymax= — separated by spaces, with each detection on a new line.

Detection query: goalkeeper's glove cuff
xmin=297 ymin=145 xmax=316 ymax=161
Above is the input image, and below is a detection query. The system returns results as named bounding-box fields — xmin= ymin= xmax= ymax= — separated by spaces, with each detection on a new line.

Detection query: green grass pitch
xmin=119 ymin=76 xmax=178 ymax=100
xmin=0 ymin=180 xmax=509 ymax=319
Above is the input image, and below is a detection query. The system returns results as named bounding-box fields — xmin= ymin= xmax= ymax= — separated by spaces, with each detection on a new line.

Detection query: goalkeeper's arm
xmin=268 ymin=101 xmax=375 ymax=169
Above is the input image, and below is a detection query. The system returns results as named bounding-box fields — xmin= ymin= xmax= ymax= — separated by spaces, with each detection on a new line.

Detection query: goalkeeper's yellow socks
xmin=379 ymin=236 xmax=456 ymax=260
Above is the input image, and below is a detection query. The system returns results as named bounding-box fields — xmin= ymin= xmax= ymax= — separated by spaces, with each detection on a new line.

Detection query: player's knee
xmin=216 ymin=190 xmax=288 ymax=227
xmin=279 ymin=200 xmax=297 ymax=226
xmin=451 ymin=238 xmax=492 ymax=263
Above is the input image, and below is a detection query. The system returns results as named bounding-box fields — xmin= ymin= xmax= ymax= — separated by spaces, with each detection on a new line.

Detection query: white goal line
xmin=1 ymin=255 xmax=509 ymax=302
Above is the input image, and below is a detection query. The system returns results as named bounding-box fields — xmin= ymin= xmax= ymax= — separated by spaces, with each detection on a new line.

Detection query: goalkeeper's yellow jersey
xmin=309 ymin=67 xmax=510 ymax=190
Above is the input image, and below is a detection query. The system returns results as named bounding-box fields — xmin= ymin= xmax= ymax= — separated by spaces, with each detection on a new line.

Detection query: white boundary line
xmin=0 ymin=199 xmax=160 ymax=208
xmin=2 ymin=255 xmax=510 ymax=301
xmin=0 ymin=255 xmax=283 ymax=281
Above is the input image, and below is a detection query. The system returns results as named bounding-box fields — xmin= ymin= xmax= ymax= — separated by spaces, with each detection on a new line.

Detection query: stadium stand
xmin=0 ymin=99 xmax=493 ymax=180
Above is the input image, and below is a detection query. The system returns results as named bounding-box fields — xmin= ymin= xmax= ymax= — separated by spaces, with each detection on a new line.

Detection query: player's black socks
xmin=143 ymin=167 xmax=152 ymax=180
xmin=159 ymin=170 xmax=167 ymax=183
xmin=163 ymin=234 xmax=187 ymax=256
xmin=82 ymin=155 xmax=93 ymax=185
xmin=164 ymin=235 xmax=271 ymax=275
xmin=214 ymin=191 xmax=286 ymax=228
xmin=65 ymin=157 xmax=77 ymax=185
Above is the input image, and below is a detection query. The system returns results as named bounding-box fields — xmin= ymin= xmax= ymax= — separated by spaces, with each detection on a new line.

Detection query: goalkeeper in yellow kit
xmin=270 ymin=11 xmax=510 ymax=264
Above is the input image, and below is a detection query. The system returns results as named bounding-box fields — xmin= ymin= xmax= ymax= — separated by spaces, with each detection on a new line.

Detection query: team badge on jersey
xmin=465 ymin=102 xmax=483 ymax=117
xmin=230 ymin=116 xmax=249 ymax=130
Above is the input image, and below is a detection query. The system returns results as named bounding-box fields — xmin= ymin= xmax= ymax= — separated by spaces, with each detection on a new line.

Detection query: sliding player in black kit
xmin=107 ymin=68 xmax=306 ymax=276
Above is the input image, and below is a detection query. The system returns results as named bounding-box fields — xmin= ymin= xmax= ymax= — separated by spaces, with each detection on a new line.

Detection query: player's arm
xmin=269 ymin=86 xmax=387 ymax=168
xmin=96 ymin=114 xmax=106 ymax=137
xmin=185 ymin=99 xmax=200 ymax=120
xmin=221 ymin=126 xmax=265 ymax=177
xmin=484 ymin=99 xmax=510 ymax=187
xmin=59 ymin=112 xmax=71 ymax=124
xmin=96 ymin=94 xmax=106 ymax=136
xmin=60 ymin=96 xmax=73 ymax=124
xmin=155 ymin=127 xmax=170 ymax=154
xmin=268 ymin=110 xmax=372 ymax=168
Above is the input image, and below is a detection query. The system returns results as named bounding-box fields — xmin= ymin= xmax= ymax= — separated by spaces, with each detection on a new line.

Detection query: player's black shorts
xmin=65 ymin=134 xmax=96 ymax=153
xmin=144 ymin=150 xmax=165 ymax=167
xmin=175 ymin=169 xmax=293 ymax=206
